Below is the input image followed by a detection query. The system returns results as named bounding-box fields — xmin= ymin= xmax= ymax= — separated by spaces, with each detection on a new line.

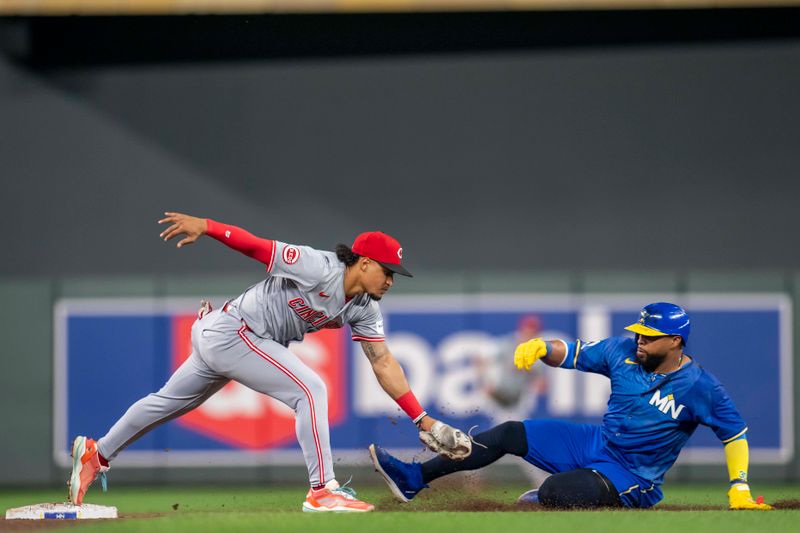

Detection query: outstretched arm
xmin=362 ymin=340 xmax=472 ymax=459
xmin=158 ymin=212 xmax=275 ymax=266
xmin=361 ymin=340 xmax=436 ymax=431
xmin=725 ymin=437 xmax=773 ymax=510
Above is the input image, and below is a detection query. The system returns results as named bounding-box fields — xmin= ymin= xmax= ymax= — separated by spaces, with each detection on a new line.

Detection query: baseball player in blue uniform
xmin=370 ymin=302 xmax=773 ymax=510
xmin=68 ymin=212 xmax=470 ymax=512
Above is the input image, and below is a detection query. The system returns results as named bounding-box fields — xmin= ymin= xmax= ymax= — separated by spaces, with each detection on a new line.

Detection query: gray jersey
xmin=229 ymin=241 xmax=385 ymax=345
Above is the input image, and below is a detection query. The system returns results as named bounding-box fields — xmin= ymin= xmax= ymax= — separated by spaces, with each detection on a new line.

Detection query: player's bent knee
xmin=304 ymin=373 xmax=328 ymax=398
xmin=291 ymin=373 xmax=328 ymax=417
xmin=538 ymin=469 xmax=621 ymax=509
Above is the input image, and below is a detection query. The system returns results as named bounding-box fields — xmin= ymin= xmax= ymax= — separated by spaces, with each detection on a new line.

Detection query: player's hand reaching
xmin=727 ymin=483 xmax=773 ymax=510
xmin=514 ymin=338 xmax=548 ymax=371
xmin=158 ymin=212 xmax=208 ymax=248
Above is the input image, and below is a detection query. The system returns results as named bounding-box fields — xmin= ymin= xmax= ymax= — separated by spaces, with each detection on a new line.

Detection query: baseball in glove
xmin=419 ymin=421 xmax=472 ymax=460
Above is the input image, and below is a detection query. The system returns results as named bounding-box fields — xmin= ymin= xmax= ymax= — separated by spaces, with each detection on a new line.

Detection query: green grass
xmin=2 ymin=484 xmax=798 ymax=532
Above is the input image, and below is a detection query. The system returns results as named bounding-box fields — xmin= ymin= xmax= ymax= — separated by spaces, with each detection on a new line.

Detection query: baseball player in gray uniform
xmin=68 ymin=212 xmax=469 ymax=512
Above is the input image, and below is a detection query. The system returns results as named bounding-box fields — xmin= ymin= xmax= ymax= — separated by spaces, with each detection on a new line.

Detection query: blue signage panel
xmin=54 ymin=295 xmax=791 ymax=467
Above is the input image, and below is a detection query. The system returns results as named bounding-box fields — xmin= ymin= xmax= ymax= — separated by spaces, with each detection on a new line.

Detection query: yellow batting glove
xmin=728 ymin=483 xmax=773 ymax=510
xmin=514 ymin=338 xmax=548 ymax=371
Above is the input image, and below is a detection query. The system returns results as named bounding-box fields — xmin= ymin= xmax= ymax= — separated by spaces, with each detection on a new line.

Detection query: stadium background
xmin=1 ymin=0 xmax=800 ymax=492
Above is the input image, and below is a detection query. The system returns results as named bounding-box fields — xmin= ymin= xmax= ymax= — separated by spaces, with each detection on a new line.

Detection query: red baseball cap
xmin=352 ymin=231 xmax=412 ymax=277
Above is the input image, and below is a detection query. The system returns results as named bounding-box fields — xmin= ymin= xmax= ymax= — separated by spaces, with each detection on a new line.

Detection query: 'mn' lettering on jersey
xmin=648 ymin=389 xmax=685 ymax=420
xmin=560 ymin=337 xmax=747 ymax=485
xmin=227 ymin=241 xmax=385 ymax=346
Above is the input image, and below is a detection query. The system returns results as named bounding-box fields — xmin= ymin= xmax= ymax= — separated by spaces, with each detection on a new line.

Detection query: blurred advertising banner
xmin=54 ymin=294 xmax=792 ymax=468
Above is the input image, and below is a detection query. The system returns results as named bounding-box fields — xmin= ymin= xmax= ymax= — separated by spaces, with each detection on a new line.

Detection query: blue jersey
xmin=561 ymin=336 xmax=747 ymax=485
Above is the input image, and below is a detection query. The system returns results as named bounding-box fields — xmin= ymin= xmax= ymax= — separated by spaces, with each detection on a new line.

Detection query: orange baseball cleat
xmin=302 ymin=480 xmax=374 ymax=512
xmin=68 ymin=436 xmax=109 ymax=505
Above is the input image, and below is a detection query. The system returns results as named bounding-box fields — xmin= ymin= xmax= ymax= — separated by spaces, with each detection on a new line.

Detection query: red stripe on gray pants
xmin=236 ymin=324 xmax=326 ymax=485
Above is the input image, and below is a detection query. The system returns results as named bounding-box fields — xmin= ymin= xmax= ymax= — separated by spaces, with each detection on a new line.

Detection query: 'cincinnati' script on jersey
xmin=288 ymin=297 xmax=330 ymax=327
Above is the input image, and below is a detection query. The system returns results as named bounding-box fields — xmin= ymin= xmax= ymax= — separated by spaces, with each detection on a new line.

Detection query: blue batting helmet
xmin=624 ymin=302 xmax=691 ymax=346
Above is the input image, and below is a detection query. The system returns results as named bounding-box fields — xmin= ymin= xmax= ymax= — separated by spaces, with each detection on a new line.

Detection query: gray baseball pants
xmin=96 ymin=307 xmax=335 ymax=487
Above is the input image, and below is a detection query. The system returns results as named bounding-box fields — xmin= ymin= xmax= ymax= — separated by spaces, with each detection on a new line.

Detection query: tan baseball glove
xmin=419 ymin=421 xmax=472 ymax=460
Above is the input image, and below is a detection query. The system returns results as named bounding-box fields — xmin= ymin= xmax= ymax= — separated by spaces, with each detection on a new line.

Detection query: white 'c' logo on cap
xmin=397 ymin=248 xmax=403 ymax=259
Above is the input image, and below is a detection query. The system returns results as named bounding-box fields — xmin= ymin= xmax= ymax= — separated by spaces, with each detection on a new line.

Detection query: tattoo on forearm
xmin=363 ymin=342 xmax=386 ymax=363
xmin=363 ymin=342 xmax=378 ymax=361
